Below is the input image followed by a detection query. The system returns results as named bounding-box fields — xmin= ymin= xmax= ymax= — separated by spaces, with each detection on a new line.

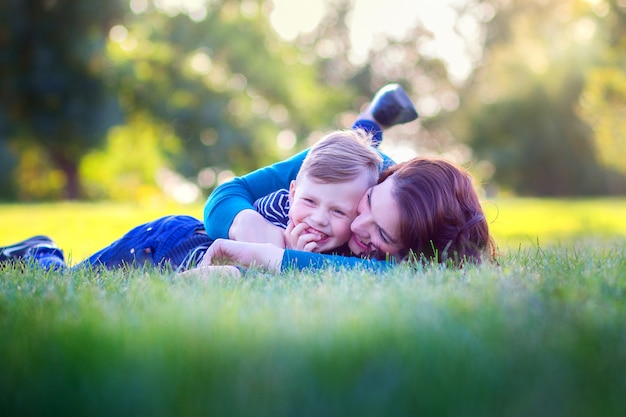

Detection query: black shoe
xmin=370 ymin=83 xmax=418 ymax=127
xmin=0 ymin=235 xmax=57 ymax=263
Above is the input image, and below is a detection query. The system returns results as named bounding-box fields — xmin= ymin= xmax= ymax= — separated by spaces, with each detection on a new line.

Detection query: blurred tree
xmin=108 ymin=0 xmax=349 ymax=188
xmin=579 ymin=68 xmax=626 ymax=178
xmin=0 ymin=141 xmax=18 ymax=200
xmin=1 ymin=0 xmax=352 ymax=200
xmin=0 ymin=0 xmax=125 ymax=199
xmin=79 ymin=113 xmax=181 ymax=201
xmin=467 ymin=79 xmax=604 ymax=195
xmin=449 ymin=0 xmax=626 ymax=195
xmin=577 ymin=1 xmax=626 ymax=192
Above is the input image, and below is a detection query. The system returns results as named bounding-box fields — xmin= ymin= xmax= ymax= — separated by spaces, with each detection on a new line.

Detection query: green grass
xmin=1 ymin=199 xmax=626 ymax=416
xmin=483 ymin=197 xmax=626 ymax=249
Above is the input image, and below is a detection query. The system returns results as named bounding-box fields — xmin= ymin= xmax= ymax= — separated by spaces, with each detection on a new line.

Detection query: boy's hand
xmin=284 ymin=222 xmax=321 ymax=252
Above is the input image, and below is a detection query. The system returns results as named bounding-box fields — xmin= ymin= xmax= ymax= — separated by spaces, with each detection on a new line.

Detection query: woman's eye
xmin=378 ymin=228 xmax=390 ymax=245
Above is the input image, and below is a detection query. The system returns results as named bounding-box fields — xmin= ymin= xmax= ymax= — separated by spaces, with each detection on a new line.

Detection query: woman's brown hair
xmin=378 ymin=157 xmax=496 ymax=266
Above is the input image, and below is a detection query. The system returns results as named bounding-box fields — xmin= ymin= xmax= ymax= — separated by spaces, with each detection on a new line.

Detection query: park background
xmin=2 ymin=0 xmax=626 ymax=205
xmin=2 ymin=2 xmax=626 ymax=416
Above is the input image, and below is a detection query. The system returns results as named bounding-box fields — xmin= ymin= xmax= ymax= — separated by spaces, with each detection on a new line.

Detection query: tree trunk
xmin=50 ymin=151 xmax=81 ymax=200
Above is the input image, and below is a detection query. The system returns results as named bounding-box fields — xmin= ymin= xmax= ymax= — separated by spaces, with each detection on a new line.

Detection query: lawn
xmin=1 ymin=198 xmax=625 ymax=417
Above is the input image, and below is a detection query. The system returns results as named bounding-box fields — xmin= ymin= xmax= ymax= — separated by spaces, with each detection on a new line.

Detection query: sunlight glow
xmin=571 ymin=17 xmax=597 ymax=42
xmin=217 ymin=170 xmax=235 ymax=185
xmin=276 ymin=130 xmax=297 ymax=150
xmin=190 ymin=51 xmax=212 ymax=74
xmin=153 ymin=0 xmax=208 ymax=20
xmin=585 ymin=0 xmax=610 ymax=17
xmin=269 ymin=0 xmax=326 ymax=40
xmin=109 ymin=25 xmax=128 ymax=43
xmin=197 ymin=167 xmax=217 ymax=188
xmin=270 ymin=0 xmax=480 ymax=82
xmin=130 ymin=0 xmax=148 ymax=14
xmin=156 ymin=168 xmax=201 ymax=204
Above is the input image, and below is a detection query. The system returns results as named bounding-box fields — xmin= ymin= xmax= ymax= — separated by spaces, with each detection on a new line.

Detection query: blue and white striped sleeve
xmin=253 ymin=189 xmax=291 ymax=229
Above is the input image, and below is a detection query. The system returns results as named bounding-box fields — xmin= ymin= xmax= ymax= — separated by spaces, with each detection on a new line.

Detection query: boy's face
xmin=288 ymin=172 xmax=372 ymax=253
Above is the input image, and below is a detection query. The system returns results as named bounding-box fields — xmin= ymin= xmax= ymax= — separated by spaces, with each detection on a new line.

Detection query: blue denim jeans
xmin=70 ymin=215 xmax=210 ymax=270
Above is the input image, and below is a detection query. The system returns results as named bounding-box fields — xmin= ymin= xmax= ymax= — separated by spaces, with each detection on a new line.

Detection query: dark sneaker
xmin=27 ymin=245 xmax=66 ymax=270
xmin=370 ymin=83 xmax=418 ymax=127
xmin=0 ymin=235 xmax=58 ymax=263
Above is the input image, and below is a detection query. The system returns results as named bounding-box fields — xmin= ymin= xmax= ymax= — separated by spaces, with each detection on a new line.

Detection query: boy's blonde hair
xmin=297 ymin=129 xmax=382 ymax=186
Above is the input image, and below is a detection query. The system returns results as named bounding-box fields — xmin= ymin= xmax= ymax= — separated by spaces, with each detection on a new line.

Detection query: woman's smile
xmin=350 ymin=233 xmax=369 ymax=251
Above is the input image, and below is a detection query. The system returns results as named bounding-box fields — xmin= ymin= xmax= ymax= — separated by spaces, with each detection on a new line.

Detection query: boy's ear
xmin=288 ymin=180 xmax=296 ymax=202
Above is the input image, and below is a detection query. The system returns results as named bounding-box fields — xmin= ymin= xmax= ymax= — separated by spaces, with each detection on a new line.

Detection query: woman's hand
xmin=229 ymin=209 xmax=286 ymax=248
xmin=202 ymin=239 xmax=285 ymax=273
xmin=284 ymin=222 xmax=320 ymax=252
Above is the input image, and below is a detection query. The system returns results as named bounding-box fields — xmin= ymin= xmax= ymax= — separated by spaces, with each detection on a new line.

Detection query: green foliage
xmin=579 ymin=67 xmax=626 ymax=186
xmin=1 ymin=240 xmax=626 ymax=416
xmin=13 ymin=146 xmax=67 ymax=200
xmin=4 ymin=0 xmax=626 ymax=201
xmin=109 ymin=0 xmax=350 ymax=181
xmin=468 ymin=77 xmax=607 ymax=195
xmin=79 ymin=114 xmax=182 ymax=201
xmin=454 ymin=0 xmax=626 ymax=196
xmin=0 ymin=0 xmax=126 ymax=198
xmin=1 ymin=0 xmax=356 ymax=200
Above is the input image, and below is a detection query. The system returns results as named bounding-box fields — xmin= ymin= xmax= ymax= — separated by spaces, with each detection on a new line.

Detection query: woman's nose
xmin=350 ymin=213 xmax=367 ymax=234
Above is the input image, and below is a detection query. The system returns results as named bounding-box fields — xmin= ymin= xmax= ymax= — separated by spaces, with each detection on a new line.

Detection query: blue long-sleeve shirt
xmin=203 ymin=120 xmax=397 ymax=272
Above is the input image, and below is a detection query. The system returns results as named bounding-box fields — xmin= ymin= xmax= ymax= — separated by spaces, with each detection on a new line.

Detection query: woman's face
xmin=347 ymin=177 xmax=404 ymax=258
